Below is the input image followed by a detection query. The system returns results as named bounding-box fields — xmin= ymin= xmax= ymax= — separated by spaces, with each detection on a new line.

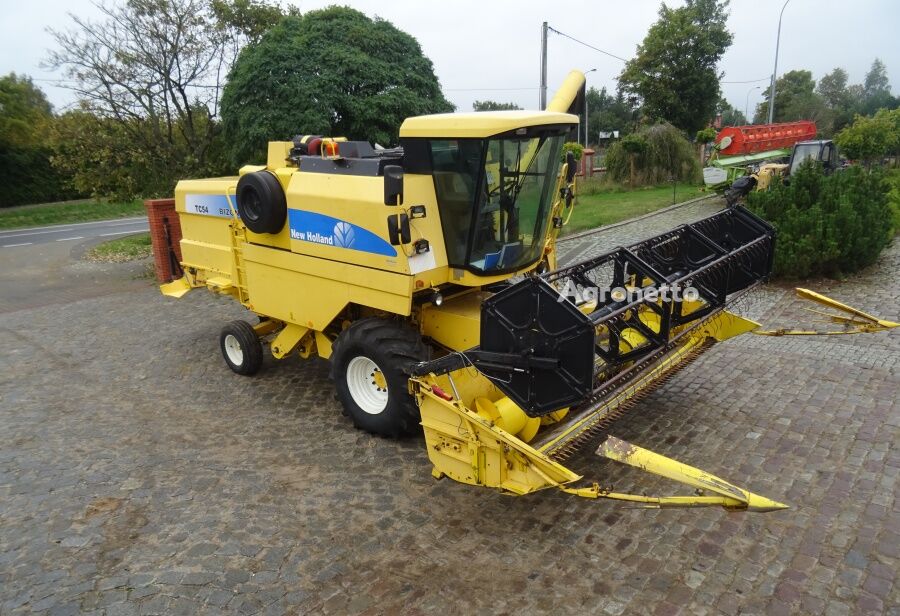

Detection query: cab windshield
xmin=430 ymin=129 xmax=565 ymax=274
xmin=790 ymin=143 xmax=823 ymax=174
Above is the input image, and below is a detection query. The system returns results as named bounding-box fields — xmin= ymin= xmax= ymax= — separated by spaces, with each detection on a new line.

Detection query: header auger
xmin=156 ymin=70 xmax=897 ymax=513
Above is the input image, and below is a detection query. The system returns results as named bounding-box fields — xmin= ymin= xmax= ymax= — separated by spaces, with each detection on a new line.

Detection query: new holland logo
xmin=333 ymin=221 xmax=355 ymax=248
xmin=288 ymin=210 xmax=397 ymax=257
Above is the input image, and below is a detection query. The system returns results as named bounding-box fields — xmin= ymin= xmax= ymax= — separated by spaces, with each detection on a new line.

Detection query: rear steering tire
xmin=330 ymin=318 xmax=429 ymax=437
xmin=220 ymin=320 xmax=264 ymax=376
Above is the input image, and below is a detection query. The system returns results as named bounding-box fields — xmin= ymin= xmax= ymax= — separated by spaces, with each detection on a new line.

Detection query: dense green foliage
xmin=603 ymin=123 xmax=699 ymax=186
xmin=0 ymin=74 xmax=74 ymax=207
xmin=222 ymin=7 xmax=453 ymax=165
xmin=586 ymin=86 xmax=637 ymax=142
xmin=747 ymin=164 xmax=894 ymax=278
xmin=755 ymin=60 xmax=898 ymax=135
xmin=834 ymin=108 xmax=900 ymax=164
xmin=695 ymin=127 xmax=717 ymax=144
xmin=472 ymin=100 xmax=521 ymax=111
xmin=561 ymin=142 xmax=584 ymax=162
xmin=887 ymin=169 xmax=900 ymax=232
xmin=46 ymin=0 xmax=285 ymax=199
xmin=619 ymin=0 xmax=732 ymax=134
xmin=717 ymin=98 xmax=746 ymax=126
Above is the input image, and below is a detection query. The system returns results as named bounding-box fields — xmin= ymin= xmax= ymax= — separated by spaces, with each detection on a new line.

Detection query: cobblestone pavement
xmin=1 ymin=203 xmax=898 ymax=615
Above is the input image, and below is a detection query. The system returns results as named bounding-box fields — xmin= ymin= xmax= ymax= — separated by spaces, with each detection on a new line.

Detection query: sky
xmin=2 ymin=0 xmax=898 ymax=122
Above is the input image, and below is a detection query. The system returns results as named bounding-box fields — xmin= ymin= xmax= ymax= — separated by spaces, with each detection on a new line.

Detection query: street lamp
xmin=767 ymin=0 xmax=791 ymax=124
xmin=583 ymin=68 xmax=597 ymax=146
xmin=745 ymin=85 xmax=761 ymax=124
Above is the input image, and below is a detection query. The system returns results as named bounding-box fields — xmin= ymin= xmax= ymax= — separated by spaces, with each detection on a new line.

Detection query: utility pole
xmin=540 ymin=22 xmax=548 ymax=110
xmin=767 ymin=0 xmax=791 ymax=124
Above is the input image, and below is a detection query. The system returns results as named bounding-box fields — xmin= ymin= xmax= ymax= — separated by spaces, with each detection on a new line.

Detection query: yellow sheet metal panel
xmin=284 ymin=171 xmax=413 ymax=273
xmin=267 ymin=141 xmax=293 ymax=170
xmin=415 ymin=380 xmax=581 ymax=494
xmin=175 ymin=178 xmax=241 ymax=281
xmin=400 ymin=110 xmax=578 ymax=138
xmin=241 ymin=242 xmax=412 ymax=330
xmin=546 ymin=70 xmax=587 ymax=113
xmin=419 ymin=290 xmax=486 ymax=350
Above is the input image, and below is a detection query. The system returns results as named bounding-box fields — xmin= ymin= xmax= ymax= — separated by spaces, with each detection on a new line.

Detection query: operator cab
xmin=400 ymin=111 xmax=577 ymax=276
xmin=789 ymin=140 xmax=839 ymax=176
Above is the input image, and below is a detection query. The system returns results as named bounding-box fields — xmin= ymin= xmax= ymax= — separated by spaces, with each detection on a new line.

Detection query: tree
xmin=472 ymin=100 xmax=521 ymax=111
xmin=817 ymin=68 xmax=855 ymax=133
xmin=717 ymin=98 xmax=746 ymax=127
xmin=47 ymin=0 xmax=284 ymax=197
xmin=834 ymin=108 xmax=900 ymax=164
xmin=0 ymin=73 xmax=52 ymax=148
xmin=619 ymin=0 xmax=732 ymax=134
xmin=604 ymin=122 xmax=699 ymax=186
xmin=0 ymin=74 xmax=72 ymax=206
xmin=861 ymin=58 xmax=895 ymax=115
xmin=817 ymin=68 xmax=850 ymax=109
xmin=754 ymin=70 xmax=830 ymax=127
xmin=864 ymin=59 xmax=890 ymax=99
xmin=586 ymin=86 xmax=637 ymax=142
xmin=222 ymin=7 xmax=454 ymax=164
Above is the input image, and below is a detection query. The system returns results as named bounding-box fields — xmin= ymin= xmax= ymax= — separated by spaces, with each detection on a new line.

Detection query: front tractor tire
xmin=330 ymin=319 xmax=429 ymax=437
xmin=220 ymin=320 xmax=264 ymax=376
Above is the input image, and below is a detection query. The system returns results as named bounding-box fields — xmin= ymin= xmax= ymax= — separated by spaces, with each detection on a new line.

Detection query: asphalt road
xmin=0 ymin=217 xmax=152 ymax=314
xmin=0 ymin=216 xmax=149 ymax=249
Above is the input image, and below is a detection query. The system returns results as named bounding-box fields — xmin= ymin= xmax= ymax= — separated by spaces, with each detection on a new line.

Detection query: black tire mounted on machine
xmin=330 ymin=318 xmax=429 ymax=437
xmin=235 ymin=171 xmax=287 ymax=234
xmin=220 ymin=320 xmax=264 ymax=376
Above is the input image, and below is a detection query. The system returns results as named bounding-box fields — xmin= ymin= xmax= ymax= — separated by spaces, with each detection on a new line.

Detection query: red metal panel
xmin=715 ymin=121 xmax=817 ymax=156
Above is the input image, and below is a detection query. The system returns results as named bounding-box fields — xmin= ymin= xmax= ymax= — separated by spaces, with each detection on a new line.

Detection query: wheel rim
xmin=346 ymin=355 xmax=388 ymax=415
xmin=241 ymin=189 xmax=261 ymax=222
xmin=224 ymin=334 xmax=244 ymax=366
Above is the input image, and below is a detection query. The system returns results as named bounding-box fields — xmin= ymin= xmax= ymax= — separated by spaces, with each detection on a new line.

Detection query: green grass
xmin=563 ymin=181 xmax=708 ymax=235
xmin=86 ymin=232 xmax=153 ymax=263
xmin=0 ymin=199 xmax=145 ymax=230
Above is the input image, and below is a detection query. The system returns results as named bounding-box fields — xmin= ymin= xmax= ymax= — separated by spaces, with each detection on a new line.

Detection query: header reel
xmin=417 ymin=206 xmax=775 ymax=415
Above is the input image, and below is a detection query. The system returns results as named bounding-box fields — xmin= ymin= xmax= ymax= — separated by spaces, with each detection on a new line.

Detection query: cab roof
xmin=399 ymin=110 xmax=578 ymax=139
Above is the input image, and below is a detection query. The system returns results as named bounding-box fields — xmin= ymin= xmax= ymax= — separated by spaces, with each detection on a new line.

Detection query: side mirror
xmin=387 ymin=213 xmax=411 ymax=245
xmin=384 ymin=165 xmax=404 ymax=205
xmin=565 ymin=151 xmax=577 ymax=184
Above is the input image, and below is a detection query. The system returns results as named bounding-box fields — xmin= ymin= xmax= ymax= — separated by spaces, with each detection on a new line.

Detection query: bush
xmin=0 ymin=145 xmax=75 ymax=207
xmin=746 ymin=163 xmax=894 ymax=278
xmin=886 ymin=168 xmax=900 ymax=231
xmin=561 ymin=141 xmax=584 ymax=162
xmin=604 ymin=122 xmax=699 ymax=186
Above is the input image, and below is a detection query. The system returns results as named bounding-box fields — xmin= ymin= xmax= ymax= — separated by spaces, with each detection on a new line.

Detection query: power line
xmin=444 ymin=87 xmax=539 ymax=92
xmin=546 ymin=26 xmax=629 ymax=63
xmin=721 ymin=77 xmax=770 ymax=84
xmin=547 ymin=25 xmax=769 ymax=87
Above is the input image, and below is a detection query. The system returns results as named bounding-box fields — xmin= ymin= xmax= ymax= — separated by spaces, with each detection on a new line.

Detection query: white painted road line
xmin=1 ymin=242 xmax=34 ymax=248
xmin=56 ymin=236 xmax=85 ymax=242
xmin=0 ymin=220 xmax=148 ymax=239
xmin=0 ymin=216 xmax=147 ymax=236
xmin=0 ymin=228 xmax=81 ymax=239
xmin=100 ymin=230 xmax=146 ymax=237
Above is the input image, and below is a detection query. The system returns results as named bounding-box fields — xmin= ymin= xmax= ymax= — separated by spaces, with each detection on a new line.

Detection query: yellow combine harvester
xmin=160 ymin=71 xmax=896 ymax=512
